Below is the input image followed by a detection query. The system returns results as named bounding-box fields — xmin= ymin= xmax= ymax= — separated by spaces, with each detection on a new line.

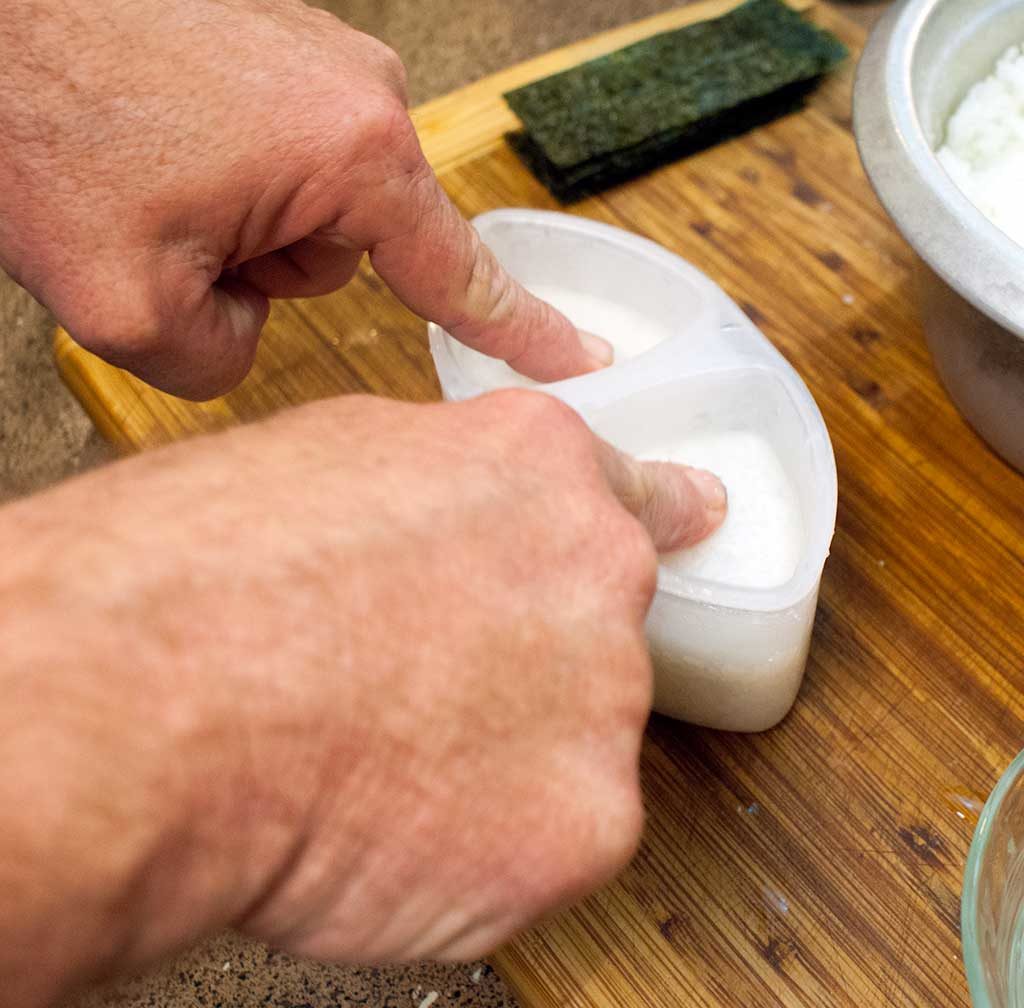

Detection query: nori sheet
xmin=502 ymin=0 xmax=846 ymax=201
xmin=507 ymin=76 xmax=817 ymax=202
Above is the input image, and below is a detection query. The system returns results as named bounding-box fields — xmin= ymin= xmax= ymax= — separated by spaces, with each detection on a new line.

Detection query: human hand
xmin=0 ymin=390 xmax=724 ymax=1005
xmin=0 ymin=0 xmax=611 ymax=400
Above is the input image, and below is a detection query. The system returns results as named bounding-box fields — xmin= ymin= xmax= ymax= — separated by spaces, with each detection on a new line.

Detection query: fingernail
xmin=685 ymin=467 xmax=728 ymax=524
xmin=579 ymin=330 xmax=615 ymax=368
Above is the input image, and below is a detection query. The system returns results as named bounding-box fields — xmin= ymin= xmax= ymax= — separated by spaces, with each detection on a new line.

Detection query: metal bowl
xmin=854 ymin=0 xmax=1024 ymax=471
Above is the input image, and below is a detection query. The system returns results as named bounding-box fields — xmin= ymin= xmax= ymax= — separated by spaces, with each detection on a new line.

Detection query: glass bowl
xmin=964 ymin=750 xmax=1024 ymax=1007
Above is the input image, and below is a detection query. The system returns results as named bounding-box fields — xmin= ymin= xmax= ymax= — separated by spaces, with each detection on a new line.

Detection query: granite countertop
xmin=0 ymin=1 xmax=886 ymax=1005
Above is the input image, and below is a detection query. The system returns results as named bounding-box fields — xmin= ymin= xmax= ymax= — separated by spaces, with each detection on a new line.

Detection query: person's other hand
xmin=0 ymin=391 xmax=725 ymax=1005
xmin=0 ymin=0 xmax=612 ymax=399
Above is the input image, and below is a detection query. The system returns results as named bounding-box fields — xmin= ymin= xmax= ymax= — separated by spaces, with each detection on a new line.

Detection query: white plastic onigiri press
xmin=429 ymin=209 xmax=837 ymax=732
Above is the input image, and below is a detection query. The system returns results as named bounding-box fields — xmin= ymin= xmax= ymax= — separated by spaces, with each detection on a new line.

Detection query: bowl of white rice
xmin=854 ymin=0 xmax=1024 ymax=472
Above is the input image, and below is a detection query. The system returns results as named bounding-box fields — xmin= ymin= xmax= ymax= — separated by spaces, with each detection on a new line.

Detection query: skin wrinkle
xmin=439 ymin=223 xmax=494 ymax=319
xmin=227 ymin=170 xmax=309 ymax=267
xmin=462 ymin=251 xmax=524 ymax=355
xmin=329 ymin=109 xmax=439 ymax=245
xmin=229 ymin=104 xmax=405 ymax=270
xmin=354 ymin=165 xmax=440 ymax=253
xmin=250 ymin=144 xmax=362 ymax=256
xmin=498 ymin=289 xmax=570 ymax=371
xmin=313 ymin=132 xmax=434 ymax=250
xmin=224 ymin=180 xmax=265 ymax=269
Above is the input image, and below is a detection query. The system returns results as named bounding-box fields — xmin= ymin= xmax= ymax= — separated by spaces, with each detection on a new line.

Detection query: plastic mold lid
xmin=428 ymin=209 xmax=837 ymax=613
xmin=430 ymin=209 xmax=723 ymax=405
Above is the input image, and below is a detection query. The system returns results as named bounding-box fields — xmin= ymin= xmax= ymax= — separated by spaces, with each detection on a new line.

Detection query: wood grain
xmin=53 ymin=5 xmax=1024 ymax=1007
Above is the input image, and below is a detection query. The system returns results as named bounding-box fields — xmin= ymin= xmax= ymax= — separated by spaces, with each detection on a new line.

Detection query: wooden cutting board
xmin=54 ymin=3 xmax=1024 ymax=1006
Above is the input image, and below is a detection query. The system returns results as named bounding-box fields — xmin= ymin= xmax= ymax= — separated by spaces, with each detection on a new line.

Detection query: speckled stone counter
xmin=1 ymin=1 xmax=886 ymax=1005
xmin=72 ymin=932 xmax=512 ymax=1008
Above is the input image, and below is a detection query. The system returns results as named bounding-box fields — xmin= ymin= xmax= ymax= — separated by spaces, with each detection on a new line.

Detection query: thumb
xmin=62 ymin=257 xmax=268 ymax=402
xmin=595 ymin=438 xmax=727 ymax=553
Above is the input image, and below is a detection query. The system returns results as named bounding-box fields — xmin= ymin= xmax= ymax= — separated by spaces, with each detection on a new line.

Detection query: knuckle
xmin=349 ymin=92 xmax=420 ymax=171
xmin=547 ymin=777 xmax=645 ymax=905
xmin=611 ymin=515 xmax=660 ymax=597
xmin=481 ymin=387 xmax=587 ymax=442
xmin=477 ymin=389 xmax=605 ymax=471
xmin=306 ymin=12 xmax=408 ymax=99
xmin=616 ymin=640 xmax=657 ymax=726
xmin=313 ymin=2 xmax=408 ymax=87
xmin=302 ymin=4 xmax=341 ymax=29
xmin=371 ymin=41 xmax=409 ymax=103
xmin=579 ymin=624 xmax=654 ymax=734
xmin=592 ymin=783 xmax=646 ymax=879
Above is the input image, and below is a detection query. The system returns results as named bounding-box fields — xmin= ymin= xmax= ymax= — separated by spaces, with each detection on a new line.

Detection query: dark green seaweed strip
xmin=503 ymin=0 xmax=846 ymax=171
xmin=507 ymin=75 xmax=819 ymax=203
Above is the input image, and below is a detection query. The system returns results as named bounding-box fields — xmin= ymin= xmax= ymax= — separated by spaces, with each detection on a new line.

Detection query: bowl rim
xmin=853 ymin=0 xmax=1024 ymax=343
xmin=962 ymin=748 xmax=1024 ymax=1007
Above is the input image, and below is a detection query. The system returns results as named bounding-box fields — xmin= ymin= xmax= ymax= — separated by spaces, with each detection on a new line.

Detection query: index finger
xmin=329 ymin=123 xmax=613 ymax=382
xmin=595 ymin=438 xmax=727 ymax=553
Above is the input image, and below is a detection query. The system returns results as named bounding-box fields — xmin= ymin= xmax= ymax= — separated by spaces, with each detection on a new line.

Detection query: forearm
xmin=0 ymin=449 xmax=329 ymax=1008
xmin=0 ymin=639 xmax=245 ymax=1008
xmin=0 ymin=390 xmax=682 ymax=1002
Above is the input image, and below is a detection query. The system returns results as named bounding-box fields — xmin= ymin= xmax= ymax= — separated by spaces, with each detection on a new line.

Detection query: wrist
xmin=0 ymin=485 xmax=301 ymax=1006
